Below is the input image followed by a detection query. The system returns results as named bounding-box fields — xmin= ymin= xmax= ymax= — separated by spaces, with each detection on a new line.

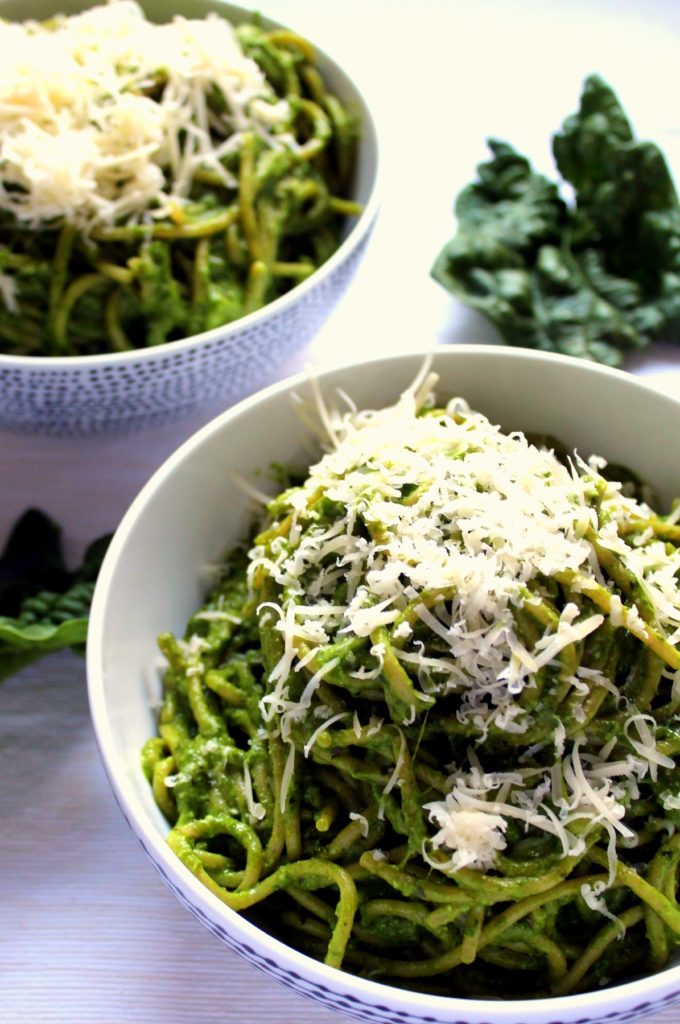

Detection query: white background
xmin=2 ymin=1 xmax=680 ymax=1021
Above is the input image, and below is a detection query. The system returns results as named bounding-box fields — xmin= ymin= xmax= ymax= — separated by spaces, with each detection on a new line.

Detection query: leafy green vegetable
xmin=0 ymin=509 xmax=110 ymax=681
xmin=432 ymin=75 xmax=680 ymax=365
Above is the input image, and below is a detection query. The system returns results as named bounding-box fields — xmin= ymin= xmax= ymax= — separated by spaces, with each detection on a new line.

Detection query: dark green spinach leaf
xmin=432 ymin=75 xmax=680 ymax=365
xmin=0 ymin=509 xmax=110 ymax=681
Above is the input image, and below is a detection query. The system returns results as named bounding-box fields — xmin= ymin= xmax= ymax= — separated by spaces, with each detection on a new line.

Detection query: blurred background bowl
xmin=0 ymin=0 xmax=379 ymax=436
xmin=88 ymin=345 xmax=680 ymax=1024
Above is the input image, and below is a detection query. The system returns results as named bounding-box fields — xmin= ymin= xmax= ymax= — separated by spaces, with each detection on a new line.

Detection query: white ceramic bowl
xmin=88 ymin=346 xmax=680 ymax=1024
xmin=0 ymin=0 xmax=379 ymax=436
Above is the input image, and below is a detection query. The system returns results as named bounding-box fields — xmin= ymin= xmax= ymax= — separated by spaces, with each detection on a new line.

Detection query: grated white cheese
xmin=242 ymin=761 xmax=266 ymax=821
xmin=279 ymin=740 xmax=296 ymax=814
xmin=0 ymin=1 xmax=291 ymax=230
xmin=302 ymin=710 xmax=350 ymax=759
xmin=624 ymin=714 xmax=675 ymax=782
xmin=423 ymin=742 xmax=638 ymax=877
xmin=254 ymin=379 xmax=612 ymax=739
xmin=193 ymin=610 xmax=242 ymax=623
xmin=349 ymin=812 xmax=370 ymax=837
xmin=251 ymin=374 xmax=680 ymax=878
xmin=424 ymin=794 xmax=509 ymax=872
xmin=580 ymin=880 xmax=621 ymax=927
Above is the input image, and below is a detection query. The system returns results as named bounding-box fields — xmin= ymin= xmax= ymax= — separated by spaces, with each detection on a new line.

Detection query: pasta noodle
xmin=0 ymin=3 xmax=360 ymax=356
xmin=143 ymin=375 xmax=680 ymax=999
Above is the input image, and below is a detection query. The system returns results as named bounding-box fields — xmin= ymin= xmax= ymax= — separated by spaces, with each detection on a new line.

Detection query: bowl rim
xmin=0 ymin=0 xmax=381 ymax=371
xmin=87 ymin=345 xmax=680 ymax=1020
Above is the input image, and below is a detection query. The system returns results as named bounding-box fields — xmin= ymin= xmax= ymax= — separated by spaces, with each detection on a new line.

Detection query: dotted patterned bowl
xmin=88 ymin=347 xmax=680 ymax=1024
xmin=0 ymin=0 xmax=379 ymax=436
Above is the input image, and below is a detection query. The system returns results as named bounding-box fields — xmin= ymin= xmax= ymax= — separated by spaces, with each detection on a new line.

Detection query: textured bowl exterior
xmin=0 ymin=0 xmax=379 ymax=436
xmin=0 ymin=231 xmax=373 ymax=435
xmin=88 ymin=347 xmax=680 ymax=1024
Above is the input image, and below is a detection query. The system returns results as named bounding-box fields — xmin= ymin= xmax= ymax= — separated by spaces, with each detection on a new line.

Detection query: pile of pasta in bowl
xmin=0 ymin=0 xmax=378 ymax=433
xmin=88 ymin=347 xmax=680 ymax=1024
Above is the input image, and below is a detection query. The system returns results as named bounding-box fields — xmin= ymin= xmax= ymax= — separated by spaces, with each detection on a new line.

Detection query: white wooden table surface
xmin=2 ymin=1 xmax=680 ymax=1021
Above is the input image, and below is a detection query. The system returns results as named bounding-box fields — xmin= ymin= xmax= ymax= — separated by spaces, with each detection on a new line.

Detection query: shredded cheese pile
xmin=0 ymin=1 xmax=291 ymax=229
xmin=250 ymin=373 xmax=680 ymax=877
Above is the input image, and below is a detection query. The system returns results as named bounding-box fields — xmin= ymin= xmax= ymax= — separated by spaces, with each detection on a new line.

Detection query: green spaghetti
xmin=143 ymin=371 xmax=680 ymax=999
xmin=0 ymin=2 xmax=360 ymax=356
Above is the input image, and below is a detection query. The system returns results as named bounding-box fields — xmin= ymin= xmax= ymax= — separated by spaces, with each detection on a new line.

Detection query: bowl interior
xmin=88 ymin=346 xmax=680 ymax=1021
